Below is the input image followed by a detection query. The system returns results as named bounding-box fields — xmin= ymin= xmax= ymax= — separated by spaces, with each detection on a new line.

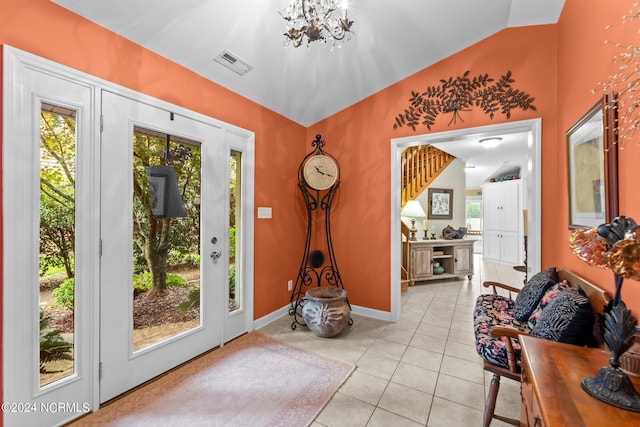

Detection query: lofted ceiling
xmin=51 ymin=0 xmax=564 ymax=187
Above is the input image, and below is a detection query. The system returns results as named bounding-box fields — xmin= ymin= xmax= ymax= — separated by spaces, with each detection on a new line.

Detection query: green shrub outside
xmin=51 ymin=273 xmax=189 ymax=309
xmin=132 ymin=272 xmax=187 ymax=293
xmin=39 ymin=308 xmax=73 ymax=373
xmin=229 ymin=264 xmax=236 ymax=299
xmin=167 ymin=250 xmax=200 ymax=267
xmin=179 ymin=285 xmax=200 ymax=313
xmin=179 ymin=264 xmax=236 ymax=312
xmin=51 ymin=278 xmax=75 ymax=310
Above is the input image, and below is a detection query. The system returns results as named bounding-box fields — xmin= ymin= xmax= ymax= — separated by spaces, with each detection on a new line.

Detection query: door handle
xmin=210 ymin=251 xmax=222 ymax=260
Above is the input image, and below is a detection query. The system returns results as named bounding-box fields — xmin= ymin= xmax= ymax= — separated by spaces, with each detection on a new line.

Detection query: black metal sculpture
xmin=570 ymin=216 xmax=640 ymax=411
xmin=289 ymin=135 xmax=352 ymax=330
xmin=393 ymin=70 xmax=536 ymax=131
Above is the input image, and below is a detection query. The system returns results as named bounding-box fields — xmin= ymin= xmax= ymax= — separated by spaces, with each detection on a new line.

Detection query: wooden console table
xmin=520 ymin=335 xmax=640 ymax=426
xmin=407 ymin=239 xmax=474 ymax=285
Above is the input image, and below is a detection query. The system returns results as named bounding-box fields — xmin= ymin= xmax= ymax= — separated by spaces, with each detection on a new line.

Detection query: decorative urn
xmin=301 ymin=287 xmax=350 ymax=338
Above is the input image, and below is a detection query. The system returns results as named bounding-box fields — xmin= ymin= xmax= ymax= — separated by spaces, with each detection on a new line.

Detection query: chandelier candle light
xmin=281 ymin=0 xmax=354 ymax=48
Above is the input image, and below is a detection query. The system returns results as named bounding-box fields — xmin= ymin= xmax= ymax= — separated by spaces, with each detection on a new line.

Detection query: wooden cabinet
xmin=483 ymin=180 xmax=523 ymax=265
xmin=407 ymin=239 xmax=474 ymax=285
xmin=520 ymin=335 xmax=640 ymax=426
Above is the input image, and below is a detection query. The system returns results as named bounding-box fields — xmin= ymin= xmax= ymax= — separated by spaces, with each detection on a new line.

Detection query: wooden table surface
xmin=520 ymin=335 xmax=640 ymax=426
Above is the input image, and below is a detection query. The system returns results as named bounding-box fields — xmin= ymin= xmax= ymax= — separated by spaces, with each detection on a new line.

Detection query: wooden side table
xmin=407 ymin=239 xmax=474 ymax=285
xmin=520 ymin=335 xmax=640 ymax=426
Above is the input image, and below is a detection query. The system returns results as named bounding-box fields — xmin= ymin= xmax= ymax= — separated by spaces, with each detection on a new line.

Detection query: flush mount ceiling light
xmin=478 ymin=137 xmax=503 ymax=149
xmin=281 ymin=0 xmax=354 ymax=48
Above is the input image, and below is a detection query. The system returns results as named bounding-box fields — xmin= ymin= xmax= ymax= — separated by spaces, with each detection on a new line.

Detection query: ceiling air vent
xmin=214 ymin=50 xmax=253 ymax=76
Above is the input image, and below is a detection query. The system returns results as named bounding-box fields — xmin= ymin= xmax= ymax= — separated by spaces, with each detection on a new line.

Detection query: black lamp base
xmin=581 ymin=365 xmax=640 ymax=412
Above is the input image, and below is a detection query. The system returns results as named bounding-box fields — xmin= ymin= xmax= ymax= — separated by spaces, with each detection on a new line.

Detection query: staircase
xmin=400 ymin=145 xmax=455 ymax=290
xmin=401 ymin=145 xmax=455 ymax=206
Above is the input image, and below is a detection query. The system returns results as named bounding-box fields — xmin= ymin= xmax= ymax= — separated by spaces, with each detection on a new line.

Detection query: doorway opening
xmin=390 ymin=119 xmax=542 ymax=321
xmin=466 ymin=195 xmax=483 ymax=254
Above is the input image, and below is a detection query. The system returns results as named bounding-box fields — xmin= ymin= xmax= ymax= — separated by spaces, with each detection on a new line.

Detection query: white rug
xmin=72 ymin=331 xmax=355 ymax=427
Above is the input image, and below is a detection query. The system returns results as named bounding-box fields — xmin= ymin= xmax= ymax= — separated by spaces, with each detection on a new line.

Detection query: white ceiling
xmin=51 ymin=0 xmax=563 ymax=187
xmin=430 ymin=131 xmax=530 ymax=190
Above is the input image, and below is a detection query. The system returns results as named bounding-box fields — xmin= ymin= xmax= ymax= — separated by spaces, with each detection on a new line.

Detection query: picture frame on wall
xmin=566 ymin=93 xmax=618 ymax=229
xmin=428 ymin=188 xmax=453 ymax=220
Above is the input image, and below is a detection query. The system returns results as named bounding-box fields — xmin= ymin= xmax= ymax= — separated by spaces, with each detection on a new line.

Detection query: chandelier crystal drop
xmin=281 ymin=0 xmax=354 ymax=48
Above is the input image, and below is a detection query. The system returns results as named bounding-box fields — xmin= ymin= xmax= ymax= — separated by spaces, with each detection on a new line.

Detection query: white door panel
xmin=99 ymin=91 xmax=225 ymax=402
xmin=3 ymin=53 xmax=97 ymax=427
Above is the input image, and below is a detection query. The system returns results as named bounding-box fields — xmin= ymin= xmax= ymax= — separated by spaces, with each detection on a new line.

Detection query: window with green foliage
xmin=39 ymin=104 xmax=76 ymax=387
xmin=466 ymin=197 xmax=483 ymax=231
xmin=466 ymin=200 xmax=482 ymax=218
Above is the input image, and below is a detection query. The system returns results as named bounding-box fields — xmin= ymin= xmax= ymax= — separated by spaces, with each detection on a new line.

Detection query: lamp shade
xmin=401 ymin=200 xmax=426 ymax=218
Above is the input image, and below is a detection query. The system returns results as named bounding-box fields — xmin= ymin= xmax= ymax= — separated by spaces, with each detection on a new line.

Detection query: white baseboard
xmin=252 ymin=303 xmax=394 ymax=329
xmin=350 ymin=304 xmax=394 ymax=322
xmin=253 ymin=304 xmax=291 ymax=329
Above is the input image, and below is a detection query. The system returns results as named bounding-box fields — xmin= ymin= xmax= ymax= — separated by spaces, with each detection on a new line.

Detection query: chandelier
xmin=281 ymin=0 xmax=354 ymax=48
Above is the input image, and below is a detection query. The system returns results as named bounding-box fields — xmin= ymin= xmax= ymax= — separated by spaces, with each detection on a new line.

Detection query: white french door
xmin=99 ymin=91 xmax=227 ymax=402
xmin=4 ymin=47 xmax=254 ymax=425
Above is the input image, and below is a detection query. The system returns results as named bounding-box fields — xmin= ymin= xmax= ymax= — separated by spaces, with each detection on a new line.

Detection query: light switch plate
xmin=257 ymin=207 xmax=272 ymax=219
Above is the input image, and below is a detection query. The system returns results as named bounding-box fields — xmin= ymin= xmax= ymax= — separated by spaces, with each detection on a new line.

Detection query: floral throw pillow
xmin=527 ymin=280 xmax=570 ymax=330
xmin=513 ymin=267 xmax=559 ymax=322
xmin=530 ymin=286 xmax=596 ymax=347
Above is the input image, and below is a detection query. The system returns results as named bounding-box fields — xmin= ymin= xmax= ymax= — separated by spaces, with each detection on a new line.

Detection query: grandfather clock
xmin=289 ymin=135 xmax=351 ymax=330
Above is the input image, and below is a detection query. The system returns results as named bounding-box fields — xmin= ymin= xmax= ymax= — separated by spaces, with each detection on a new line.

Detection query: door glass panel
xmin=39 ymin=103 xmax=77 ymax=387
xmin=228 ymin=150 xmax=241 ymax=313
xmin=131 ymin=127 xmax=202 ymax=351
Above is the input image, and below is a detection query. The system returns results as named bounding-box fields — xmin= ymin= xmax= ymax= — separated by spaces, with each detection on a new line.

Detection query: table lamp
xmin=401 ymin=200 xmax=426 ymax=241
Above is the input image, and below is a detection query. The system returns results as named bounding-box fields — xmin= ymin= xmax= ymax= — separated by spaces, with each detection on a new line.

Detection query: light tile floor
xmin=259 ymin=255 xmax=526 ymax=427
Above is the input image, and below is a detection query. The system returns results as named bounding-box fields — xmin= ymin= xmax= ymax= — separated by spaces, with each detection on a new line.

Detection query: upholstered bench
xmin=473 ymin=268 xmax=609 ymax=427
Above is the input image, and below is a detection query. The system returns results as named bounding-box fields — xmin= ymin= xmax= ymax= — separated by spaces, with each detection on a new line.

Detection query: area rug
xmin=71 ymin=331 xmax=355 ymax=427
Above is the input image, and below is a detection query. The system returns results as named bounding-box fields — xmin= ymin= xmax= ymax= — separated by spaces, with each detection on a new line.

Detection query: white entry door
xmin=3 ymin=51 xmax=98 ymax=427
xmin=99 ymin=91 xmax=227 ymax=402
xmin=4 ymin=47 xmax=254 ymax=424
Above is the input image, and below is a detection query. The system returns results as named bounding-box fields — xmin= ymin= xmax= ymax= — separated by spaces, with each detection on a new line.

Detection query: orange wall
xmin=553 ymin=0 xmax=640 ymax=310
xmin=4 ymin=0 xmax=640 ymax=420
xmin=309 ymin=24 xmax=559 ymax=311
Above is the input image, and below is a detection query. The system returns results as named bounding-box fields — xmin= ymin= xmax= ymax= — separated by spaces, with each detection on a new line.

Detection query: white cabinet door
xmin=501 ymin=181 xmax=521 ymax=232
xmin=500 ymin=232 xmax=521 ymax=265
xmin=483 ymin=231 xmax=522 ymax=265
xmin=483 ymin=180 xmax=523 ymax=265
xmin=483 ymin=231 xmax=502 ymax=261
xmin=483 ymin=184 xmax=503 ymax=231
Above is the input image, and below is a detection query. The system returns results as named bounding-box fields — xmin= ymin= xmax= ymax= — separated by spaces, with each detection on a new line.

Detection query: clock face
xmin=303 ymin=155 xmax=338 ymax=190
